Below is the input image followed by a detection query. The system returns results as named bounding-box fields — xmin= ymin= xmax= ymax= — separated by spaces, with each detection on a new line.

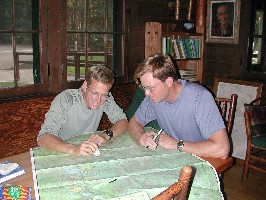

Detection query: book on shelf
xmin=184 ymin=39 xmax=194 ymax=58
xmin=176 ymin=39 xmax=186 ymax=59
xmin=166 ymin=37 xmax=171 ymax=55
xmin=162 ymin=36 xmax=166 ymax=54
xmin=172 ymin=39 xmax=180 ymax=59
xmin=190 ymin=38 xmax=198 ymax=58
xmin=0 ymin=161 xmax=25 ymax=184
xmin=194 ymin=38 xmax=201 ymax=58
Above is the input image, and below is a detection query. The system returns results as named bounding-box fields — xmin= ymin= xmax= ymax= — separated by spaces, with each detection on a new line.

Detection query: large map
xmin=31 ymin=132 xmax=223 ymax=200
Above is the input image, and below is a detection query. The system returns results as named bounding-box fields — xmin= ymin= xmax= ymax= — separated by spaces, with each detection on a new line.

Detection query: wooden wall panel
xmin=47 ymin=0 xmax=64 ymax=93
xmin=126 ymin=0 xmax=165 ymax=82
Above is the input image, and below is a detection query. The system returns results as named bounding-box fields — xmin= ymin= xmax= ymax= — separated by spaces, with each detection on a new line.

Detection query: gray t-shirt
xmin=135 ymin=80 xmax=225 ymax=142
xmin=38 ymin=88 xmax=127 ymax=140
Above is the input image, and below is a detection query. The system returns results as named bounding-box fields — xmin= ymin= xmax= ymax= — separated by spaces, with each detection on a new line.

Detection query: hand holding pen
xmin=146 ymin=129 xmax=163 ymax=149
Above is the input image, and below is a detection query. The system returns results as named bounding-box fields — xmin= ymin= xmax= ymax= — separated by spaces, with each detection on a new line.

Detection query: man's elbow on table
xmin=215 ymin=138 xmax=230 ymax=159
xmin=114 ymin=119 xmax=129 ymax=134
xmin=205 ymin=129 xmax=230 ymax=159
xmin=215 ymin=147 xmax=230 ymax=159
xmin=37 ymin=133 xmax=59 ymax=148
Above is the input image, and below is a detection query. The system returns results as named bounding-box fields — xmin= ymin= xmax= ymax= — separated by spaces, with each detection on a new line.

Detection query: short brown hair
xmin=134 ymin=54 xmax=179 ymax=84
xmin=86 ymin=65 xmax=114 ymax=85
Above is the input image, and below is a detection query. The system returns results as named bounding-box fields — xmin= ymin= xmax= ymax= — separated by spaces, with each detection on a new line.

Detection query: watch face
xmin=106 ymin=129 xmax=113 ymax=140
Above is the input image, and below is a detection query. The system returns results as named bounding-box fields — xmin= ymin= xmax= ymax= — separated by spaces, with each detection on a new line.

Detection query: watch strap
xmin=177 ymin=140 xmax=184 ymax=152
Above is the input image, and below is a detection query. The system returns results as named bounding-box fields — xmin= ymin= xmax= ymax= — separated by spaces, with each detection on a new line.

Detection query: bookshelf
xmin=145 ymin=22 xmax=204 ymax=83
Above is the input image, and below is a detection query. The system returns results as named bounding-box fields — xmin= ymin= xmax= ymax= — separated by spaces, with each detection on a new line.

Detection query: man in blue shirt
xmin=128 ymin=54 xmax=229 ymax=159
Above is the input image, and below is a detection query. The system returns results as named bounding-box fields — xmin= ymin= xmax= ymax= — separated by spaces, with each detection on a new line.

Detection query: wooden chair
xmin=152 ymin=166 xmax=192 ymax=200
xmin=215 ymin=94 xmax=238 ymax=135
xmin=242 ymin=96 xmax=266 ymax=181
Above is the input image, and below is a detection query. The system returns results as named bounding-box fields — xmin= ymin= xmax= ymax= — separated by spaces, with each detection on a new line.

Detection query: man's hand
xmin=89 ymin=133 xmax=108 ymax=145
xmin=139 ymin=131 xmax=158 ymax=150
xmin=71 ymin=134 xmax=107 ymax=156
xmin=73 ymin=140 xmax=99 ymax=156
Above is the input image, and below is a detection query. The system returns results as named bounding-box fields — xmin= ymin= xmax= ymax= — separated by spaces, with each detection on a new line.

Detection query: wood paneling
xmin=47 ymin=0 xmax=64 ymax=93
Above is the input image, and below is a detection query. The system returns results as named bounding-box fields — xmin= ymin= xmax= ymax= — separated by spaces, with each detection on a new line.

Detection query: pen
xmin=152 ymin=129 xmax=163 ymax=141
xmin=146 ymin=129 xmax=163 ymax=148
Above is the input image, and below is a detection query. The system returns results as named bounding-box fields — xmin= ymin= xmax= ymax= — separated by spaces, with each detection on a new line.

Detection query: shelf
xmin=174 ymin=58 xmax=201 ymax=61
xmin=145 ymin=22 xmax=204 ymax=83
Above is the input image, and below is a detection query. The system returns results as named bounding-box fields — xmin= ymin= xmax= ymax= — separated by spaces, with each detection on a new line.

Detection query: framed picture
xmin=206 ymin=0 xmax=241 ymax=44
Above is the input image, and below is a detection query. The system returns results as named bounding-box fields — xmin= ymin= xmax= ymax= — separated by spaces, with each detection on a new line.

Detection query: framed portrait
xmin=206 ymin=0 xmax=241 ymax=44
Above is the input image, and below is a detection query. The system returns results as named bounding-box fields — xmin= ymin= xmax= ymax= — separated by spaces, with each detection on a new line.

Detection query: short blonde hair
xmin=134 ymin=54 xmax=179 ymax=84
xmin=86 ymin=65 xmax=114 ymax=86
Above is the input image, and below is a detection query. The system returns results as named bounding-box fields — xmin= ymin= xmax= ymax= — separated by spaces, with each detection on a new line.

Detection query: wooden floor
xmin=222 ymin=159 xmax=266 ymax=200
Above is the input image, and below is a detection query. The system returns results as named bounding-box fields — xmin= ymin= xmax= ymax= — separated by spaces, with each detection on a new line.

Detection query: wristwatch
xmin=105 ymin=129 xmax=113 ymax=140
xmin=177 ymin=140 xmax=184 ymax=152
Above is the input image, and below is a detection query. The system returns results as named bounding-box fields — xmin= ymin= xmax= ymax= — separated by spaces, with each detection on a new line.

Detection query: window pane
xmin=252 ymin=38 xmax=262 ymax=65
xmin=87 ymin=0 xmax=105 ymax=32
xmin=16 ymin=33 xmax=34 ymax=85
xmin=88 ymin=33 xmax=105 ymax=66
xmin=15 ymin=0 xmax=33 ymax=30
xmin=107 ymin=0 xmax=113 ymax=32
xmin=67 ymin=33 xmax=85 ymax=52
xmin=0 ymin=0 xmax=12 ymax=30
xmin=67 ymin=0 xmax=86 ymax=32
xmin=252 ymin=10 xmax=264 ymax=65
xmin=254 ymin=11 xmax=264 ymax=35
xmin=0 ymin=34 xmax=14 ymax=89
xmin=67 ymin=33 xmax=86 ymax=82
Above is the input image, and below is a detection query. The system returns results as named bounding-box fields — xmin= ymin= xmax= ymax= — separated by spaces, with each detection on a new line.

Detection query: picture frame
xmin=206 ymin=0 xmax=241 ymax=44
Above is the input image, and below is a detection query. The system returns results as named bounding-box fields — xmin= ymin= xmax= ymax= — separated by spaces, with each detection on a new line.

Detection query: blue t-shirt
xmin=135 ymin=80 xmax=225 ymax=142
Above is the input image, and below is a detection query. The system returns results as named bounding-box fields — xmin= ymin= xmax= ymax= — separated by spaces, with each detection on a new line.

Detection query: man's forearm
xmin=110 ymin=119 xmax=128 ymax=137
xmin=128 ymin=116 xmax=145 ymax=142
xmin=180 ymin=130 xmax=230 ymax=159
xmin=181 ymin=140 xmax=227 ymax=158
xmin=37 ymin=133 xmax=76 ymax=155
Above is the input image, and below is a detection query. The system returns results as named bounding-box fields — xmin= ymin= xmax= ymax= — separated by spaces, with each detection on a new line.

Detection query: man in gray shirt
xmin=128 ymin=54 xmax=229 ymax=159
xmin=38 ymin=65 xmax=128 ymax=156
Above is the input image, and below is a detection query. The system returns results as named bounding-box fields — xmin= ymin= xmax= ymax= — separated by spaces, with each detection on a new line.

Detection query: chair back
xmin=244 ymin=95 xmax=266 ymax=138
xmin=215 ymin=94 xmax=237 ymax=135
xmin=242 ymin=96 xmax=266 ymax=181
xmin=152 ymin=166 xmax=192 ymax=200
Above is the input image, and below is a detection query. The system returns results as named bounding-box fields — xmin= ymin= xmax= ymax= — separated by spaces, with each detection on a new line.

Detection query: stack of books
xmin=179 ymin=69 xmax=198 ymax=82
xmin=0 ymin=161 xmax=25 ymax=184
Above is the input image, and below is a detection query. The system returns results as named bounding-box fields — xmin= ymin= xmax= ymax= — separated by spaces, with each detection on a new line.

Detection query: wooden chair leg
xmin=242 ymin=147 xmax=252 ymax=182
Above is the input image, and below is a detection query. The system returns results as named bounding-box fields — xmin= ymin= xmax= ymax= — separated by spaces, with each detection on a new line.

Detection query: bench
xmin=0 ymin=83 xmax=137 ymax=158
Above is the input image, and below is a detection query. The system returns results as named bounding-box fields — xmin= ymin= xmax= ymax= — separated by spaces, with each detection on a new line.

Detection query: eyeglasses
xmin=139 ymin=82 xmax=162 ymax=92
xmin=87 ymin=88 xmax=110 ymax=101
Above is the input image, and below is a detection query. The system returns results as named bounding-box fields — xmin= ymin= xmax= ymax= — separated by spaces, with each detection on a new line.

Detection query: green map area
xmin=31 ymin=132 xmax=223 ymax=200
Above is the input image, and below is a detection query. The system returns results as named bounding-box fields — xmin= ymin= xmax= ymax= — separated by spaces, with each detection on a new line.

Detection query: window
xmin=66 ymin=0 xmax=126 ymax=84
xmin=0 ymin=0 xmax=48 ymax=99
xmin=0 ymin=0 xmax=126 ymax=99
xmin=247 ymin=0 xmax=266 ymax=73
